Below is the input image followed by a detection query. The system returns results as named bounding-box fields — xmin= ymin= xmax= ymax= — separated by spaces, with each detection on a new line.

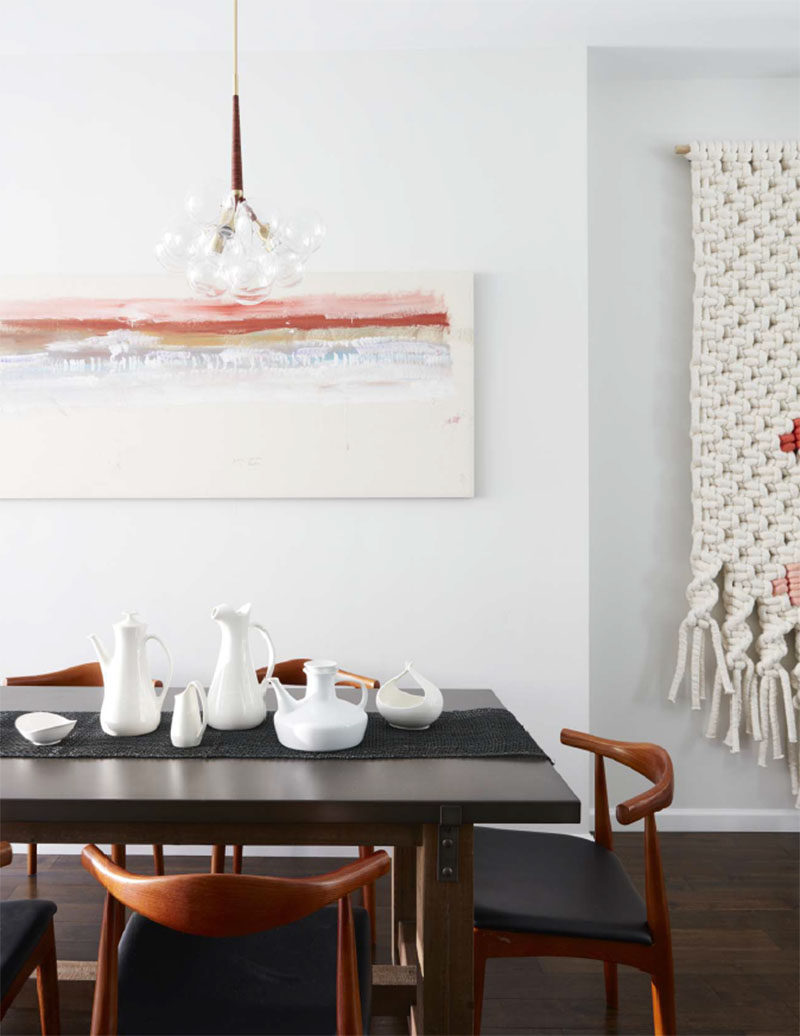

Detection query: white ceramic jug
xmin=270 ymin=659 xmax=368 ymax=751
xmin=207 ymin=603 xmax=275 ymax=730
xmin=171 ymin=681 xmax=208 ymax=748
xmin=89 ymin=612 xmax=173 ymax=737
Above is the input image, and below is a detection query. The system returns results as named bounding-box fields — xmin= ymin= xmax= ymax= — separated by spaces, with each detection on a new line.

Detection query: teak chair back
xmin=256 ymin=658 xmax=380 ymax=690
xmin=475 ymin=729 xmax=675 ymax=1036
xmin=2 ymin=662 xmax=163 ymax=689
xmin=0 ymin=842 xmax=60 ymax=1033
xmin=2 ymin=662 xmax=163 ymax=877
xmin=82 ymin=845 xmax=390 ymax=1036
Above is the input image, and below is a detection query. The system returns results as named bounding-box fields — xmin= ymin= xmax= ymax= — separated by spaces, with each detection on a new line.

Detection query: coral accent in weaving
xmin=779 ymin=417 xmax=800 ymax=454
xmin=668 ymin=142 xmax=800 ymax=805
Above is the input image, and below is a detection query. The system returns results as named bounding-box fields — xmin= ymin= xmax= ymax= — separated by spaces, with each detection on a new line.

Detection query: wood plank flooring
xmin=1 ymin=833 xmax=797 ymax=1035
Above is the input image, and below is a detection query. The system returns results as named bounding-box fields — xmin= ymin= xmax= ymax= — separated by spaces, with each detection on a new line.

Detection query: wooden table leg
xmin=416 ymin=821 xmax=474 ymax=1035
xmin=392 ymin=845 xmax=416 ymax=965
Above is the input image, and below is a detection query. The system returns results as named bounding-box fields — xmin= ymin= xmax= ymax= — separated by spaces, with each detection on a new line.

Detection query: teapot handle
xmin=251 ymin=623 xmax=275 ymax=684
xmin=337 ymin=677 xmax=368 ymax=710
xmin=145 ymin=634 xmax=173 ymax=706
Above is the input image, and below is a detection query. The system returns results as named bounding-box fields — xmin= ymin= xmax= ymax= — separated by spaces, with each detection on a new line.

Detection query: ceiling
xmin=2 ymin=0 xmax=798 ymax=55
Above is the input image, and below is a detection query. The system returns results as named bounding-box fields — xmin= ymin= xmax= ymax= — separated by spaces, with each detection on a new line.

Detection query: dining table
xmin=0 ymin=685 xmax=580 ymax=1035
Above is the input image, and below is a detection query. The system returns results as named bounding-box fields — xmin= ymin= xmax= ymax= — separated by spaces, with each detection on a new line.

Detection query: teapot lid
xmin=303 ymin=659 xmax=339 ymax=675
xmin=114 ymin=611 xmax=146 ymax=630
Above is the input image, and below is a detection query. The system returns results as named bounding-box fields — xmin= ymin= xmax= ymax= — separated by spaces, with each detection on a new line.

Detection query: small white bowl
xmin=14 ymin=712 xmax=77 ymax=746
xmin=376 ymin=664 xmax=444 ymax=730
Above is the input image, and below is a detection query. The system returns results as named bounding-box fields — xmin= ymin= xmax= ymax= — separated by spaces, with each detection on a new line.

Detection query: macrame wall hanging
xmin=669 ymin=141 xmax=800 ymax=805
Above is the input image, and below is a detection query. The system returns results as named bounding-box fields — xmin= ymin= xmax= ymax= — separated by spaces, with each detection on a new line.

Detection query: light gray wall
xmin=588 ymin=59 xmax=800 ymax=823
xmin=0 ymin=47 xmax=590 ymax=816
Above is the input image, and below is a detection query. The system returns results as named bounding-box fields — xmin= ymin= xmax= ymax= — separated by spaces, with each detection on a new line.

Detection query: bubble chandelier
xmin=155 ymin=0 xmax=325 ymax=304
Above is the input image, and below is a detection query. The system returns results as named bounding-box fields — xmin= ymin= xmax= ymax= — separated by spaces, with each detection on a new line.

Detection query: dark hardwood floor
xmin=1 ymin=833 xmax=797 ymax=1035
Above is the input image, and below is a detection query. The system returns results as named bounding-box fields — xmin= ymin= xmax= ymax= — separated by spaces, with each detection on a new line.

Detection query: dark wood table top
xmin=0 ymin=687 xmax=580 ymax=826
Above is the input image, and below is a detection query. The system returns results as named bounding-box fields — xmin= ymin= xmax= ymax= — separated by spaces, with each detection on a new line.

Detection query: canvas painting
xmin=0 ymin=272 xmax=473 ymax=498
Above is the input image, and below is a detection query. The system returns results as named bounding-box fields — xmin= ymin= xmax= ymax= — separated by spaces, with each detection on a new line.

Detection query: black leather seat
xmin=474 ymin=827 xmax=652 ymax=945
xmin=0 ymin=900 xmax=58 ymax=999
xmin=117 ymin=903 xmax=372 ymax=1035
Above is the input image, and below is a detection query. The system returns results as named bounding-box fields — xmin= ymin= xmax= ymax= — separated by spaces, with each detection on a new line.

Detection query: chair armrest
xmin=561 ymin=728 xmax=674 ymax=824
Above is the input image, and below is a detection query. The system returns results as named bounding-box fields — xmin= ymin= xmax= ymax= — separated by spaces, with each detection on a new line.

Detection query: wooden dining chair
xmin=2 ymin=662 xmax=165 ymax=878
xmin=81 ymin=842 xmax=389 ymax=1035
xmin=473 ymin=729 xmax=675 ymax=1036
xmin=216 ymin=658 xmax=381 ymax=950
xmin=0 ymin=842 xmax=61 ymax=1034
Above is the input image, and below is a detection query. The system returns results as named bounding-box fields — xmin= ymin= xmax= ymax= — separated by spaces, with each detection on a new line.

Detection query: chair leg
xmin=603 ymin=960 xmax=618 ymax=1010
xmin=232 ymin=845 xmax=243 ymax=874
xmin=27 ymin=843 xmax=37 ymax=877
xmin=651 ymin=956 xmax=676 ymax=1036
xmin=152 ymin=844 xmax=165 ymax=875
xmin=211 ymin=845 xmax=226 ymax=874
xmin=36 ymin=921 xmax=61 ymax=1035
xmin=357 ymin=845 xmax=377 ymax=951
xmin=473 ymin=930 xmax=488 ymax=1035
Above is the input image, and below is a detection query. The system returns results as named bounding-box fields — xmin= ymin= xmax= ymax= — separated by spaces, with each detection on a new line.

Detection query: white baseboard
xmin=594 ymin=808 xmax=799 ymax=832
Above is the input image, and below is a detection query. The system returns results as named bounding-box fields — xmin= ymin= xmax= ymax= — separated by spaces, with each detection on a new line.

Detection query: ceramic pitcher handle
xmin=251 ymin=623 xmax=275 ymax=683
xmin=186 ymin=680 xmax=208 ymax=736
xmin=145 ymin=634 xmax=173 ymax=704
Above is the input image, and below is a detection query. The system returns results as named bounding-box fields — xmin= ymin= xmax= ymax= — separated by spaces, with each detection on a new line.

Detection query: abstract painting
xmin=0 ymin=273 xmax=473 ymax=498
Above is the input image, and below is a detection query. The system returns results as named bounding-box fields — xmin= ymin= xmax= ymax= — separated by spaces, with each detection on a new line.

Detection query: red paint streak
xmin=3 ymin=313 xmax=449 ymax=334
xmin=0 ymin=291 xmax=450 ymax=334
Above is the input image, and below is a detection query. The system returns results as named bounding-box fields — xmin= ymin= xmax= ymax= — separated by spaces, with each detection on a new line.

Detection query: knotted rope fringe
xmin=670 ymin=141 xmax=800 ymax=804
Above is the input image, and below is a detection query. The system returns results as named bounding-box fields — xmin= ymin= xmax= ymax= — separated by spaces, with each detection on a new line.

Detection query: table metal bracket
xmin=437 ymin=805 xmax=462 ymax=882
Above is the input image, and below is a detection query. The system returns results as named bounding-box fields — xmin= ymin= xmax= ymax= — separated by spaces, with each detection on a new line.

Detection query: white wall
xmin=0 ymin=48 xmax=590 ymax=824
xmin=588 ymin=57 xmax=800 ymax=828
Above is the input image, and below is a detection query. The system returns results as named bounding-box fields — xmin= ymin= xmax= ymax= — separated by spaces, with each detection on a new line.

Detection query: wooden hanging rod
xmin=675 ymin=145 xmax=691 ymax=155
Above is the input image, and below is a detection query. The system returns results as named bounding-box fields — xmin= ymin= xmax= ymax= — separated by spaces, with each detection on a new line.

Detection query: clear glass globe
xmin=155 ymin=218 xmax=197 ymax=272
xmin=275 ymin=254 xmax=306 ymax=288
xmin=281 ymin=209 xmax=326 ymax=258
xmin=157 ymin=184 xmax=323 ymax=302
xmin=187 ymin=256 xmax=226 ymax=298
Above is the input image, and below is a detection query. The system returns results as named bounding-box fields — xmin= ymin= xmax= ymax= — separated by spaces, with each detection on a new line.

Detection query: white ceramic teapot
xmin=207 ymin=603 xmax=275 ymax=730
xmin=270 ymin=659 xmax=368 ymax=751
xmin=89 ymin=612 xmax=173 ymax=737
xmin=171 ymin=681 xmax=208 ymax=748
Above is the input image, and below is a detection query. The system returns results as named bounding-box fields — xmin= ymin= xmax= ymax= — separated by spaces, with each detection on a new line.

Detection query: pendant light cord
xmin=231 ymin=0 xmax=243 ymax=196
xmin=233 ymin=0 xmax=239 ymax=94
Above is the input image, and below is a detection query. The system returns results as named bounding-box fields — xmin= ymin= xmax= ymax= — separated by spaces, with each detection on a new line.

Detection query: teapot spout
xmin=270 ymin=677 xmax=299 ymax=714
xmin=88 ymin=633 xmax=111 ymax=675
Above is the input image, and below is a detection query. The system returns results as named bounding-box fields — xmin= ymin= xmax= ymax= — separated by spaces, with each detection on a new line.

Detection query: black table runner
xmin=0 ymin=708 xmax=549 ymax=762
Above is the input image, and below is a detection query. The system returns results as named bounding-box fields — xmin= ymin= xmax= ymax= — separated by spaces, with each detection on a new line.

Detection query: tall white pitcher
xmin=89 ymin=612 xmax=173 ymax=737
xmin=207 ymin=603 xmax=275 ymax=729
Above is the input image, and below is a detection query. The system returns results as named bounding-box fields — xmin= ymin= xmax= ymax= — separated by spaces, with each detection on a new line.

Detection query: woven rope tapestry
xmin=669 ymin=141 xmax=800 ymax=804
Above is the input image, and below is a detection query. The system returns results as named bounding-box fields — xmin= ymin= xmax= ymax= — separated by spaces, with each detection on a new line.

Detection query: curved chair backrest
xmin=0 ymin=841 xmax=12 ymax=868
xmin=560 ymin=728 xmax=674 ymax=945
xmin=2 ymin=662 xmax=162 ymax=689
xmin=259 ymin=658 xmax=380 ymax=690
xmin=82 ymin=846 xmax=390 ymax=1036
xmin=560 ymin=729 xmax=673 ymax=825
xmin=3 ymin=662 xmax=104 ymax=687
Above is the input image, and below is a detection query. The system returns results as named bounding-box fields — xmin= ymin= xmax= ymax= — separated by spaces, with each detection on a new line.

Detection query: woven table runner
xmin=0 ymin=708 xmax=549 ymax=762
